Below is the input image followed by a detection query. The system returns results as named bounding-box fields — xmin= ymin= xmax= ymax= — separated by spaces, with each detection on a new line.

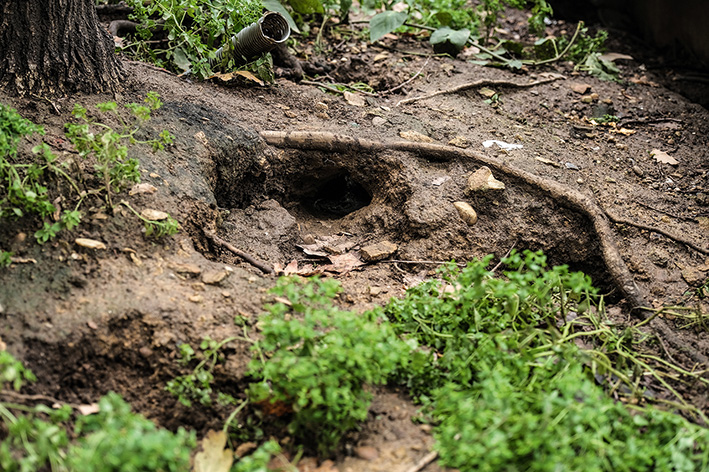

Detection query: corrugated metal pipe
xmin=211 ymin=12 xmax=291 ymax=65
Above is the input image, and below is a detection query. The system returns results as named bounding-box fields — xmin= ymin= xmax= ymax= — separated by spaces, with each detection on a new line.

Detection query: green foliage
xmin=368 ymin=0 xmax=552 ymax=49
xmin=67 ymin=393 xmax=195 ymax=471
xmin=1 ymin=351 xmax=195 ymax=472
xmin=0 ymin=250 xmax=12 ymax=267
xmin=0 ymin=104 xmax=66 ymax=239
xmin=1 ymin=94 xmax=176 ymax=245
xmin=0 ymin=351 xmax=37 ymax=391
xmin=232 ymin=439 xmax=283 ymax=472
xmin=247 ymin=276 xmax=414 ymax=455
xmin=166 ymin=337 xmax=238 ymax=407
xmin=560 ymin=26 xmax=608 ymax=63
xmin=125 ymin=0 xmax=264 ymax=79
xmin=433 ymin=366 xmax=709 ymax=471
xmin=65 ymin=92 xmax=171 ymax=206
xmin=378 ymin=250 xmax=709 ymax=471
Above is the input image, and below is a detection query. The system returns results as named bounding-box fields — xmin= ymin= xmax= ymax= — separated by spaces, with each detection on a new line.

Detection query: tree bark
xmin=0 ymin=0 xmax=124 ymax=97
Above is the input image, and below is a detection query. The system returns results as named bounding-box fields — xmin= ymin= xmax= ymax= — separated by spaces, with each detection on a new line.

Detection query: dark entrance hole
xmin=302 ymin=172 xmax=372 ymax=218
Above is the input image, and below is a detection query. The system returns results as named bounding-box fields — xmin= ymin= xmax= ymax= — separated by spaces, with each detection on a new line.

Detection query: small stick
xmin=0 ymin=390 xmax=80 ymax=408
xmin=491 ymin=240 xmax=518 ymax=273
xmin=403 ymin=451 xmax=438 ymax=472
xmin=381 ymin=58 xmax=429 ymax=95
xmin=204 ymin=230 xmax=274 ymax=274
xmin=380 ymin=259 xmax=466 ymax=266
xmin=397 ymin=75 xmax=565 ymax=106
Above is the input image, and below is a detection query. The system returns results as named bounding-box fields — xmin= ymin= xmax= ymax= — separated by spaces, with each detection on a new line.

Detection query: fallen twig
xmin=204 ymin=230 xmax=273 ymax=274
xmin=381 ymin=58 xmax=429 ymax=95
xmin=396 ymin=75 xmax=565 ymax=106
xmin=404 ymin=451 xmax=438 ymax=472
xmin=259 ymin=130 xmax=646 ymax=308
xmin=0 ymin=390 xmax=80 ymax=408
xmin=603 ymin=207 xmax=708 ymax=256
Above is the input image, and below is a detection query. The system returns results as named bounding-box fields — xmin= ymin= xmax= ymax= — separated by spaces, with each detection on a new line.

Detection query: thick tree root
xmin=261 ymin=131 xmax=709 ymax=367
xmin=260 ymin=130 xmax=646 ymax=306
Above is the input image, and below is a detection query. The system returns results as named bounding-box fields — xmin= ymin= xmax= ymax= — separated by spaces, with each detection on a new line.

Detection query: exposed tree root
xmin=261 ymin=130 xmax=646 ymax=306
xmin=396 ymin=74 xmax=565 ymax=106
xmin=603 ymin=207 xmax=708 ymax=256
xmin=260 ymin=130 xmax=709 ymax=367
xmin=204 ymin=230 xmax=274 ymax=275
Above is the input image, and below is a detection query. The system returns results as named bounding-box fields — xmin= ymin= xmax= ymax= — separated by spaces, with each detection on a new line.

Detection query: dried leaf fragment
xmin=194 ymin=430 xmax=234 ymax=472
xmin=651 ymin=149 xmax=678 ymax=166
xmin=75 ymin=238 xmax=106 ymax=250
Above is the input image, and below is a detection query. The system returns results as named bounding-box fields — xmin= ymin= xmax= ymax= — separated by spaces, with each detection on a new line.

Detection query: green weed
xmin=166 ymin=336 xmax=239 ymax=407
xmin=0 ymin=351 xmax=195 ymax=472
xmin=1 ymin=94 xmax=176 ymax=246
xmin=247 ymin=276 xmax=414 ymax=455
xmin=124 ymin=0 xmax=264 ymax=79
xmin=377 ymin=250 xmax=709 ymax=471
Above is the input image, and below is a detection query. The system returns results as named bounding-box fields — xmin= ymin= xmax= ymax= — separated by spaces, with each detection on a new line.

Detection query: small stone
xmin=419 ymin=424 xmax=433 ymax=434
xmin=139 ymin=346 xmax=153 ymax=357
xmin=140 ymin=209 xmax=169 ymax=221
xmin=467 ymin=166 xmax=505 ymax=192
xmin=202 ymin=269 xmax=229 ymax=285
xmin=129 ymin=183 xmax=158 ymax=195
xmin=453 ymin=201 xmax=478 ymax=226
xmin=681 ymin=268 xmax=705 ymax=286
xmin=372 ymin=116 xmax=387 ymax=126
xmin=75 ymin=238 xmax=106 ymax=250
xmin=360 ymin=241 xmax=398 ymax=262
xmin=87 ymin=320 xmax=98 ymax=330
xmin=576 ymin=178 xmax=584 ymax=184
xmin=632 ymin=166 xmax=644 ymax=177
xmin=170 ymin=263 xmax=201 ymax=276
xmin=448 ymin=135 xmax=470 ymax=148
xmin=343 ymin=91 xmax=366 ymax=107
xmin=355 ymin=446 xmax=379 ymax=461
xmin=648 ymin=248 xmax=669 ymax=267
xmin=400 ymin=130 xmax=434 ymax=143
xmin=314 ymin=102 xmax=328 ymax=113
xmin=188 ymin=294 xmax=204 ymax=303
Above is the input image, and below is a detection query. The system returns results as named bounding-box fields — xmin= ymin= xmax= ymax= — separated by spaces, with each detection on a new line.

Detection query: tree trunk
xmin=0 ymin=0 xmax=124 ymax=97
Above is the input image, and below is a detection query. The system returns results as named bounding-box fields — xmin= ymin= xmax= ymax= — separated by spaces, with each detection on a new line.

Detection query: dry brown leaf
xmin=75 ymin=238 xmax=106 ymax=250
xmin=629 ymin=75 xmax=660 ymax=87
xmin=211 ymin=70 xmax=264 ymax=86
xmin=194 ymin=430 xmax=234 ymax=472
xmin=651 ymin=149 xmax=679 ymax=166
xmin=325 ymin=252 xmax=364 ymax=273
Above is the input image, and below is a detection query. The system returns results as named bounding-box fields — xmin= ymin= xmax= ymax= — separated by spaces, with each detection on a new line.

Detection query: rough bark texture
xmin=0 ymin=0 xmax=124 ymax=97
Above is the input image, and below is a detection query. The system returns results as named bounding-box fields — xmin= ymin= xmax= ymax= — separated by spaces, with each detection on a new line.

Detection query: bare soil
xmin=1 ymin=12 xmax=708 ymax=471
